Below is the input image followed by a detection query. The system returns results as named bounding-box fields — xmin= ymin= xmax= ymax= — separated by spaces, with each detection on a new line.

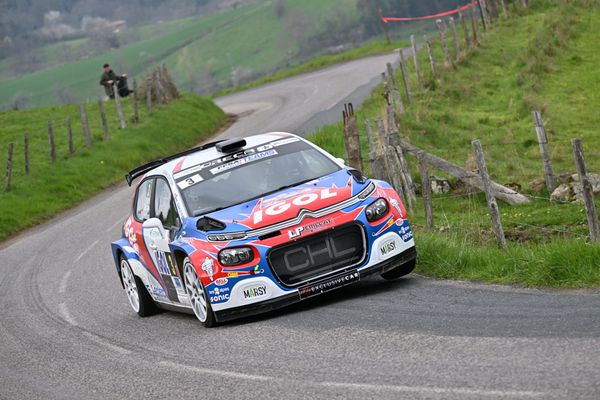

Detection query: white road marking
xmin=74 ymin=239 xmax=99 ymax=262
xmin=58 ymin=302 xmax=77 ymax=326
xmin=159 ymin=360 xmax=547 ymax=398
xmin=59 ymin=270 xmax=71 ymax=294
xmin=318 ymin=381 xmax=547 ymax=398
xmin=82 ymin=332 xmax=131 ymax=355
xmin=159 ymin=360 xmax=272 ymax=381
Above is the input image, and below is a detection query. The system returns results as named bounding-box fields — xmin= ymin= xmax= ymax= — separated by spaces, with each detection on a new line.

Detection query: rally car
xmin=111 ymin=133 xmax=416 ymax=327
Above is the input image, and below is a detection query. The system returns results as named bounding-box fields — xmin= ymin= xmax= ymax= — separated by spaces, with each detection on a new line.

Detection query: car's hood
xmin=204 ymin=169 xmax=367 ymax=232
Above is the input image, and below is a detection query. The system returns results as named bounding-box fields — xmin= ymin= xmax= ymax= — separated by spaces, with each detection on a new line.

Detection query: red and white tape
xmin=379 ymin=1 xmax=478 ymax=23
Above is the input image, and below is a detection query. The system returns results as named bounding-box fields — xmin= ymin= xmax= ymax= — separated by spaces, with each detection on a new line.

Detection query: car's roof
xmin=149 ymin=132 xmax=297 ymax=179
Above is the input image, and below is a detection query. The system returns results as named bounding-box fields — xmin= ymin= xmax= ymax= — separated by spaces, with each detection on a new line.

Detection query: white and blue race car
xmin=111 ymin=133 xmax=416 ymax=327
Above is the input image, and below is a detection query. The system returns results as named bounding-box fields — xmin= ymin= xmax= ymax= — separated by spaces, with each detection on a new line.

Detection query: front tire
xmin=183 ymin=258 xmax=216 ymax=328
xmin=380 ymin=258 xmax=416 ymax=280
xmin=120 ymin=256 xmax=157 ymax=317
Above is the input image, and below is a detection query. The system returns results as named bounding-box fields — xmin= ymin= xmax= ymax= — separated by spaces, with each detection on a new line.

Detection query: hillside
xmin=0 ymin=95 xmax=226 ymax=241
xmin=310 ymin=0 xmax=600 ymax=287
xmin=0 ymin=0 xmax=465 ymax=109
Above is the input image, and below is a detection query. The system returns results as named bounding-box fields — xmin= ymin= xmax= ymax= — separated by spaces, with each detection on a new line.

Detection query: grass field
xmin=0 ymin=0 xmax=365 ymax=108
xmin=0 ymin=95 xmax=226 ymax=241
xmin=310 ymin=0 xmax=600 ymax=288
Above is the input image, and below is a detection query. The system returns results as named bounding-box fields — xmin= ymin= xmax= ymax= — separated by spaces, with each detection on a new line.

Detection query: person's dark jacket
xmin=100 ymin=69 xmax=118 ymax=97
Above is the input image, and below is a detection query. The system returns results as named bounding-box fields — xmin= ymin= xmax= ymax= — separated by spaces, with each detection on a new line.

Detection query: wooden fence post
xmin=376 ymin=118 xmax=407 ymax=206
xmin=47 ymin=121 xmax=56 ymax=164
xmin=113 ymin=84 xmax=126 ymax=129
xmin=146 ymin=83 xmax=152 ymax=114
xmin=572 ymin=138 xmax=600 ymax=242
xmin=424 ymin=34 xmax=437 ymax=77
xmin=24 ymin=133 xmax=29 ymax=175
xmin=154 ymin=69 xmax=163 ymax=106
xmin=365 ymin=119 xmax=388 ymax=181
xmin=386 ymin=107 xmax=417 ymax=210
xmin=459 ymin=10 xmax=471 ymax=49
xmin=487 ymin=0 xmax=499 ymax=19
xmin=531 ymin=111 xmax=555 ymax=193
xmin=342 ymin=103 xmax=363 ymax=171
xmin=66 ymin=116 xmax=74 ymax=156
xmin=399 ymin=49 xmax=413 ymax=104
xmin=80 ymin=104 xmax=93 ymax=148
xmin=436 ymin=19 xmax=454 ymax=68
xmin=471 ymin=6 xmax=480 ymax=46
xmin=448 ymin=16 xmax=461 ymax=60
xmin=410 ymin=34 xmax=424 ymax=90
xmin=98 ymin=100 xmax=110 ymax=139
xmin=478 ymin=0 xmax=489 ymax=32
xmin=5 ymin=143 xmax=13 ymax=191
xmin=386 ymin=63 xmax=405 ymax=114
xmin=133 ymin=79 xmax=139 ymax=126
xmin=472 ymin=139 xmax=507 ymax=248
xmin=417 ymin=151 xmax=434 ymax=230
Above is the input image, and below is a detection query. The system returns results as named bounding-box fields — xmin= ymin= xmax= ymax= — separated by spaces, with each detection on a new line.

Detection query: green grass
xmin=0 ymin=94 xmax=226 ymax=241
xmin=0 ymin=3 xmax=260 ymax=107
xmin=214 ymin=41 xmax=406 ymax=98
xmin=309 ymin=1 xmax=600 ymax=288
xmin=0 ymin=0 xmax=364 ymax=107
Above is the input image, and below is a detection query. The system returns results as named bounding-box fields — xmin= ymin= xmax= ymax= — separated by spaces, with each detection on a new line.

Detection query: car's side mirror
xmin=142 ymin=217 xmax=167 ymax=250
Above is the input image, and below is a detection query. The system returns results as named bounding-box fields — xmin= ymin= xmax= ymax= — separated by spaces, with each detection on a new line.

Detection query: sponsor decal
xmin=227 ymin=272 xmax=239 ymax=278
xmin=379 ymin=238 xmax=398 ymax=257
xmin=288 ymin=218 xmax=332 ymax=239
xmin=242 ymin=284 xmax=268 ymax=300
xmin=298 ymin=271 xmax=360 ymax=299
xmin=389 ymin=198 xmax=403 ymax=216
xmin=209 ymin=286 xmax=231 ymax=302
xmin=214 ymin=277 xmax=228 ymax=286
xmin=177 ymin=173 xmax=203 ymax=190
xmin=398 ymin=224 xmax=414 ymax=242
xmin=202 ymin=257 xmax=215 ymax=281
xmin=172 ymin=277 xmax=185 ymax=295
xmin=253 ymin=188 xmax=338 ymax=225
xmin=209 ymin=150 xmax=278 ymax=175
xmin=372 ymin=217 xmax=396 ymax=237
xmin=147 ymin=284 xmax=167 ymax=299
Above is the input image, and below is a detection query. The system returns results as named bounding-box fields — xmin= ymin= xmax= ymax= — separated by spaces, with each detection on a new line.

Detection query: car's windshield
xmin=176 ymin=138 xmax=340 ymax=216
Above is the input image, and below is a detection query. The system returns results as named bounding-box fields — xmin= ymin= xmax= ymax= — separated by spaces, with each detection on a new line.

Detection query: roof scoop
xmin=216 ymin=138 xmax=247 ymax=153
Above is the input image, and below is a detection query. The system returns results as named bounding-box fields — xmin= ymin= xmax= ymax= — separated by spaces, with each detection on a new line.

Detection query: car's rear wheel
xmin=380 ymin=258 xmax=416 ymax=280
xmin=183 ymin=257 xmax=216 ymax=328
xmin=120 ymin=256 xmax=156 ymax=317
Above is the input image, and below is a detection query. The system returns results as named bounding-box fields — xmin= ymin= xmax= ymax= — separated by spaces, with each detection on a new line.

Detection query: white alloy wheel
xmin=121 ymin=259 xmax=140 ymax=312
xmin=184 ymin=260 xmax=208 ymax=323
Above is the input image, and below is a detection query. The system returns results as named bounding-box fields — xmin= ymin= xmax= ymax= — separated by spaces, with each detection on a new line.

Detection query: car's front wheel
xmin=380 ymin=258 xmax=416 ymax=280
xmin=120 ymin=256 xmax=157 ymax=317
xmin=183 ymin=257 xmax=216 ymax=327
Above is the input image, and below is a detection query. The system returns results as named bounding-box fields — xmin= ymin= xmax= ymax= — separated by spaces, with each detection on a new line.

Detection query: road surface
xmin=1 ymin=51 xmax=599 ymax=400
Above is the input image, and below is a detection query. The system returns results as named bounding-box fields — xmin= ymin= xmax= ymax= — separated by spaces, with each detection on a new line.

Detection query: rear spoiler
xmin=125 ymin=140 xmax=224 ymax=186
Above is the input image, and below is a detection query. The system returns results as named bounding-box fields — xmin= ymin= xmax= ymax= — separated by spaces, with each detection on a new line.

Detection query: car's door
xmin=141 ymin=177 xmax=186 ymax=304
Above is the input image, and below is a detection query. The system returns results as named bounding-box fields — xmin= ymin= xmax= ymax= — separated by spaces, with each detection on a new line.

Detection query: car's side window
xmin=154 ymin=178 xmax=180 ymax=229
xmin=135 ymin=179 xmax=154 ymax=221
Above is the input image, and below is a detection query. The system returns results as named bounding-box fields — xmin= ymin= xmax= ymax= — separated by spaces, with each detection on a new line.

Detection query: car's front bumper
xmin=214 ymin=246 xmax=416 ymax=323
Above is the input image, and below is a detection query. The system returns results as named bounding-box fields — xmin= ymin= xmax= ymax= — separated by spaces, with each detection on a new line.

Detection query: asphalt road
xmin=1 ymin=51 xmax=600 ymax=400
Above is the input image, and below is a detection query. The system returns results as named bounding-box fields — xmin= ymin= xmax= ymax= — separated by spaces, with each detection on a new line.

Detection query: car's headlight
xmin=365 ymin=198 xmax=389 ymax=222
xmin=218 ymin=247 xmax=254 ymax=266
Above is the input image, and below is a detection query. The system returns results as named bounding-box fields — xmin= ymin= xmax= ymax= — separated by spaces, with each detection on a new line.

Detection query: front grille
xmin=267 ymin=223 xmax=366 ymax=286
